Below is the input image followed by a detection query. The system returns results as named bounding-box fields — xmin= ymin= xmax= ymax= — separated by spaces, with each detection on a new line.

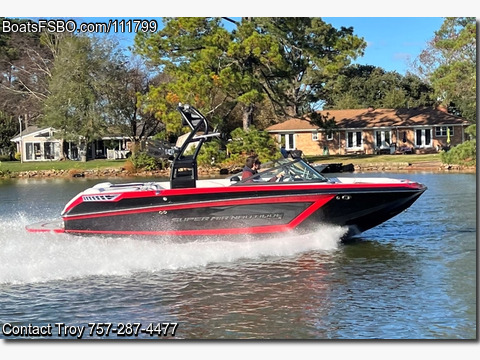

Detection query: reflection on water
xmin=0 ymin=173 xmax=476 ymax=339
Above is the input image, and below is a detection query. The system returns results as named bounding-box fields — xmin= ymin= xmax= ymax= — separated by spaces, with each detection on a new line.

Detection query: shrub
xmin=127 ymin=152 xmax=165 ymax=172
xmin=441 ymin=140 xmax=476 ymax=166
xmin=0 ymin=169 xmax=12 ymax=178
xmin=123 ymin=159 xmax=136 ymax=174
xmin=226 ymin=127 xmax=279 ymax=166
xmin=196 ymin=140 xmax=227 ymax=167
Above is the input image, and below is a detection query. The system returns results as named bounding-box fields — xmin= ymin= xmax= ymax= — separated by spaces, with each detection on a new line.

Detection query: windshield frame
xmin=232 ymin=158 xmax=329 ymax=185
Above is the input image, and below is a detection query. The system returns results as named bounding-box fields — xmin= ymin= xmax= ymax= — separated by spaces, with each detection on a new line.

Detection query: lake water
xmin=0 ymin=172 xmax=476 ymax=345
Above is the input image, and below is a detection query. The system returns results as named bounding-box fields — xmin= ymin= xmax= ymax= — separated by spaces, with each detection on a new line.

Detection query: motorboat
xmin=27 ymin=104 xmax=427 ymax=240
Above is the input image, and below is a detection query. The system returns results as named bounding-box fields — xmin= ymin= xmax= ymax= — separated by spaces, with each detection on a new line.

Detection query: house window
xmin=34 ymin=143 xmax=41 ymax=159
xmin=415 ymin=128 xmax=432 ymax=148
xmin=435 ymin=126 xmax=454 ymax=137
xmin=375 ymin=130 xmax=391 ymax=148
xmin=44 ymin=141 xmax=59 ymax=160
xmin=312 ymin=132 xmax=318 ymax=141
xmin=44 ymin=142 xmax=52 ymax=160
xmin=346 ymin=131 xmax=362 ymax=148
xmin=25 ymin=142 xmax=42 ymax=160
xmin=279 ymin=133 xmax=295 ymax=150
xmin=25 ymin=143 xmax=34 ymax=160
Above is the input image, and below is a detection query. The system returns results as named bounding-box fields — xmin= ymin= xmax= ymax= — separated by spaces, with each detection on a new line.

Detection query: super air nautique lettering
xmin=171 ymin=213 xmax=284 ymax=223
xmin=82 ymin=194 xmax=120 ymax=202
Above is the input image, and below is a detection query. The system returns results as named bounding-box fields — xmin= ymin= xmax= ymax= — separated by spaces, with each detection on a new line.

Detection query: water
xmin=0 ymin=173 xmax=476 ymax=343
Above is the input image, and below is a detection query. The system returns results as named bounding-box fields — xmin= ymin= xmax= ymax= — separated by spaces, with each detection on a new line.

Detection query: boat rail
xmin=170 ymin=104 xmax=219 ymax=189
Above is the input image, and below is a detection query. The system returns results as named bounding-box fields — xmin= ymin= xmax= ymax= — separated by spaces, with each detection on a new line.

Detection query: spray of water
xmin=0 ymin=215 xmax=346 ymax=285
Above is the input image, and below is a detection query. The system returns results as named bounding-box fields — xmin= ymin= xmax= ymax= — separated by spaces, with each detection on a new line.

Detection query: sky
xmin=2 ymin=13 xmax=449 ymax=76
xmin=2 ymin=0 xmax=474 ymax=77
xmin=324 ymin=17 xmax=445 ymax=74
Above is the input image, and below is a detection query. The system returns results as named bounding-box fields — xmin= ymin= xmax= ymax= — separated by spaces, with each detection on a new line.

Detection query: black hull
xmin=58 ymin=183 xmax=426 ymax=239
xmin=311 ymin=190 xmax=425 ymax=237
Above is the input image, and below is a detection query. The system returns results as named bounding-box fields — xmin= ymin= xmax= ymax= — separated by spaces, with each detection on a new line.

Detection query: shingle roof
xmin=10 ymin=126 xmax=56 ymax=142
xmin=266 ymin=107 xmax=469 ymax=131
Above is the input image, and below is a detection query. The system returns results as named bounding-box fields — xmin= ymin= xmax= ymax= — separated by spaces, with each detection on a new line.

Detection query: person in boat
xmin=242 ymin=156 xmax=284 ymax=182
xmin=242 ymin=156 xmax=260 ymax=181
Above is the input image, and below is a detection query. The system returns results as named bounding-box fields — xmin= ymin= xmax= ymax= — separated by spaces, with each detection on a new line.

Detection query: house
xmin=10 ymin=126 xmax=63 ymax=162
xmin=266 ymin=107 xmax=471 ymax=156
xmin=10 ymin=126 xmax=132 ymax=162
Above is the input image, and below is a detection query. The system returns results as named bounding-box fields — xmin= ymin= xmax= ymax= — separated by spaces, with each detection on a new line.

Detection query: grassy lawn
xmin=306 ymin=153 xmax=442 ymax=165
xmin=0 ymin=159 xmax=127 ymax=173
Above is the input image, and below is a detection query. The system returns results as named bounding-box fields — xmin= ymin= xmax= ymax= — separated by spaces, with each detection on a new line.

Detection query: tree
xmin=42 ymin=35 xmax=112 ymax=158
xmin=134 ymin=17 xmax=366 ymax=134
xmin=0 ymin=111 xmax=17 ymax=156
xmin=134 ymin=17 xmax=234 ymax=134
xmin=42 ymin=34 xmax=161 ymax=159
xmin=414 ymin=17 xmax=476 ymax=122
xmin=322 ymin=64 xmax=435 ymax=109
xmin=413 ymin=17 xmax=476 ymax=166
xmin=0 ymin=18 xmax=55 ymax=133
xmin=101 ymin=56 xmax=162 ymax=153
xmin=253 ymin=17 xmax=366 ymax=118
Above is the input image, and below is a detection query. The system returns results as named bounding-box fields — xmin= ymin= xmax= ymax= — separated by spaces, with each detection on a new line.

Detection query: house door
xmin=415 ymin=128 xmax=432 ymax=148
xmin=375 ymin=130 xmax=391 ymax=149
xmin=346 ymin=131 xmax=362 ymax=149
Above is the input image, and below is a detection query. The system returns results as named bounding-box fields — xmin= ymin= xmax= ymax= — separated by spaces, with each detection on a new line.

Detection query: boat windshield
xmin=233 ymin=158 xmax=329 ymax=184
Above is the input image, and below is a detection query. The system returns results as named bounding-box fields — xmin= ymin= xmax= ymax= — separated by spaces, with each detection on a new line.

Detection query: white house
xmin=10 ymin=126 xmax=62 ymax=162
xmin=11 ymin=126 xmax=133 ymax=162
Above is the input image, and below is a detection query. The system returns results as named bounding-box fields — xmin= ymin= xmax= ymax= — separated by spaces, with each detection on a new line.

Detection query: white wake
xmin=0 ymin=215 xmax=346 ymax=285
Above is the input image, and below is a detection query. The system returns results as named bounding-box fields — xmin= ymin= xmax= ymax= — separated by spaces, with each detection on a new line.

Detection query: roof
xmin=11 ymin=126 xmax=133 ymax=142
xmin=266 ymin=107 xmax=470 ymax=132
xmin=10 ymin=126 xmax=56 ymax=142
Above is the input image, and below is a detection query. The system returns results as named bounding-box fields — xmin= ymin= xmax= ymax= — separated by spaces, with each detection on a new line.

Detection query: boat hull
xmin=24 ymin=106 xmax=428 ymax=242
xmin=53 ymin=181 xmax=426 ymax=239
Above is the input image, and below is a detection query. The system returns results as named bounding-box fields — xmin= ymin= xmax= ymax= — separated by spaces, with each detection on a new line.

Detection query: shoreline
xmin=353 ymin=161 xmax=476 ymax=174
xmin=1 ymin=161 xmax=475 ymax=180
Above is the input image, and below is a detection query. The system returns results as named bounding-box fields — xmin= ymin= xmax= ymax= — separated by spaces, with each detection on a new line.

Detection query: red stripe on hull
xmin=63 ymin=194 xmax=333 ymax=221
xmin=63 ymin=195 xmax=335 ymax=236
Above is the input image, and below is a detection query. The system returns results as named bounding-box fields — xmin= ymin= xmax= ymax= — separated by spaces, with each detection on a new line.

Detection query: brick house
xmin=266 ymin=107 xmax=471 ymax=156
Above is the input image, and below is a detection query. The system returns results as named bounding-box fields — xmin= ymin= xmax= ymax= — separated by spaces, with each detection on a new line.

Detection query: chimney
xmin=367 ymin=106 xmax=375 ymax=112
xmin=437 ymin=105 xmax=448 ymax=113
